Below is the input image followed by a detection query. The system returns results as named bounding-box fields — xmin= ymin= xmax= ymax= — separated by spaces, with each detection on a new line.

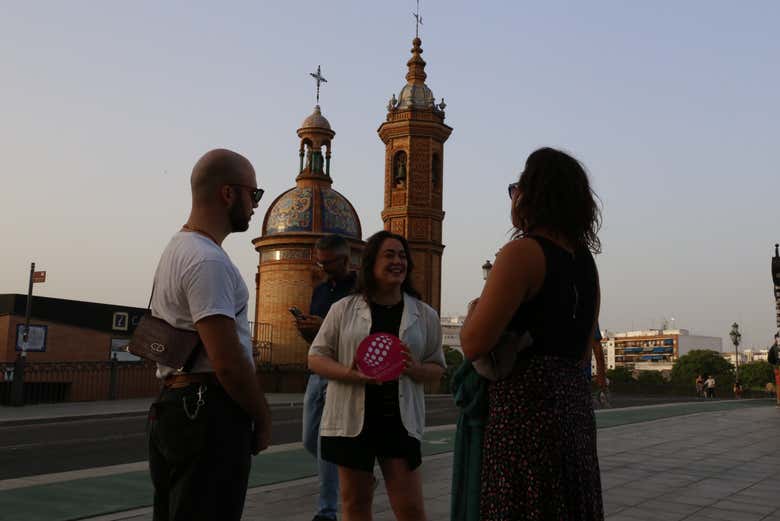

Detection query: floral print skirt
xmin=480 ymin=355 xmax=604 ymax=520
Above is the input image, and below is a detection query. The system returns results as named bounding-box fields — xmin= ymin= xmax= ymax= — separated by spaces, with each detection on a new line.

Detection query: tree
xmin=441 ymin=346 xmax=464 ymax=393
xmin=671 ymin=349 xmax=734 ymax=388
xmin=737 ymin=361 xmax=774 ymax=389
xmin=636 ymin=370 xmax=665 ymax=385
xmin=606 ymin=366 xmax=634 ymax=383
xmin=444 ymin=346 xmax=464 ymax=368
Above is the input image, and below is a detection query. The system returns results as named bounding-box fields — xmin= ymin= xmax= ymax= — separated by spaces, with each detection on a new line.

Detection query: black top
xmin=508 ymin=236 xmax=598 ymax=360
xmin=309 ymin=272 xmax=357 ymax=318
xmin=366 ymin=299 xmax=404 ymax=417
xmin=369 ymin=299 xmax=404 ymax=337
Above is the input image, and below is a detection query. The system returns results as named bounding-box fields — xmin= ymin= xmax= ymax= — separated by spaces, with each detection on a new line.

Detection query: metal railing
xmin=0 ymin=359 xmax=160 ymax=405
xmin=0 ymin=322 xmax=284 ymax=405
xmin=607 ymin=381 xmax=771 ymax=399
xmin=250 ymin=321 xmax=273 ymax=365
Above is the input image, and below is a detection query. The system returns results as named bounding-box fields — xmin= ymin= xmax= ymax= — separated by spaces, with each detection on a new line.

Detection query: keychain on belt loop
xmin=183 ymin=384 xmax=207 ymax=420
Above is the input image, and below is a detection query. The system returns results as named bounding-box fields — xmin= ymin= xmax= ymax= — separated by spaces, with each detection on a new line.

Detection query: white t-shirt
xmin=706 ymin=377 xmax=716 ymax=388
xmin=150 ymin=231 xmax=253 ymax=378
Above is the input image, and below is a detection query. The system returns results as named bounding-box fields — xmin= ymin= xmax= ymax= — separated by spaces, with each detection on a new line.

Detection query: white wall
xmin=742 ymin=349 xmax=769 ymax=362
xmin=441 ymin=323 xmax=463 ymax=353
xmin=593 ymin=340 xmax=616 ymax=373
xmin=678 ymin=335 xmax=723 ymax=356
xmin=605 ymin=340 xmax=616 ymax=370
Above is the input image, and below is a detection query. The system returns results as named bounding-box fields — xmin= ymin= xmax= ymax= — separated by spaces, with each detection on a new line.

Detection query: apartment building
xmin=599 ymin=329 xmax=722 ymax=372
xmin=723 ymin=349 xmax=769 ymax=366
xmin=441 ymin=316 xmax=465 ymax=353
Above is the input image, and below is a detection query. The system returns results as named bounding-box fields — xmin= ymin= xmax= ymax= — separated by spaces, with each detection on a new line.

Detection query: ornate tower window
xmin=311 ymin=145 xmax=324 ymax=174
xmin=432 ymin=153 xmax=441 ymax=190
xmin=393 ymin=151 xmax=408 ymax=188
xmin=300 ymin=138 xmax=312 ymax=172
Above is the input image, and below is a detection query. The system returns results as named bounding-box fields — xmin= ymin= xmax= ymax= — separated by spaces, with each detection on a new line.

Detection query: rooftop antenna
xmin=309 ymin=65 xmax=327 ymax=105
xmin=413 ymin=0 xmax=423 ymax=38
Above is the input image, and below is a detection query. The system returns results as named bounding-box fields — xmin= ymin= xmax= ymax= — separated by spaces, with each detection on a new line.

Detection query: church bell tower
xmin=378 ymin=35 xmax=452 ymax=312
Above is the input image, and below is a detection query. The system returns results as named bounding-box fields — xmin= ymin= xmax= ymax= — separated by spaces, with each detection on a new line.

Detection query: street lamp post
xmin=482 ymin=260 xmax=493 ymax=281
xmin=773 ymin=243 xmax=780 ymax=331
xmin=771 ymin=244 xmax=780 ymax=405
xmin=11 ymin=263 xmax=37 ymax=407
xmin=729 ymin=322 xmax=742 ymax=383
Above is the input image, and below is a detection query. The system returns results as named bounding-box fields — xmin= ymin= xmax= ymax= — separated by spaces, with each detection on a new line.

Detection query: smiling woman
xmin=353 ymin=231 xmax=421 ymax=302
xmin=307 ymin=230 xmax=445 ymax=521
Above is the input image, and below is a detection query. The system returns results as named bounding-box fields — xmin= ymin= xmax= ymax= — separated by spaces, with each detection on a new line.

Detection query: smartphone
xmin=289 ymin=307 xmax=305 ymax=320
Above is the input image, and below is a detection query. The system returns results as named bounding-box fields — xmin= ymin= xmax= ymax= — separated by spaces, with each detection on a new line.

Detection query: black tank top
xmin=507 ymin=236 xmax=598 ymax=360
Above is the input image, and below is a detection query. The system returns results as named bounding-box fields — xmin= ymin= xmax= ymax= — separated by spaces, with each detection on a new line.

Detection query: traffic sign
xmin=32 ymin=271 xmax=46 ymax=283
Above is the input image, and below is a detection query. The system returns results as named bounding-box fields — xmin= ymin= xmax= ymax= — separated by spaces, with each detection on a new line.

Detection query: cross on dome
xmin=413 ymin=0 xmax=423 ymax=38
xmin=309 ymin=65 xmax=327 ymax=105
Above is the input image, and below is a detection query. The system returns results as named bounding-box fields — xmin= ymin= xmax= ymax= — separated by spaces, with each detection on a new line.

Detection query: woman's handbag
xmin=472 ymin=330 xmax=533 ymax=381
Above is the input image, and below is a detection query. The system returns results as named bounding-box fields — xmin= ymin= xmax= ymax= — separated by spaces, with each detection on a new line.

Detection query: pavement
xmin=2 ymin=397 xmax=780 ymax=521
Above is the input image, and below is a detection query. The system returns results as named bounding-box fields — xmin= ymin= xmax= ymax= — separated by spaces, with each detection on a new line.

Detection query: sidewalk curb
xmin=0 ymin=411 xmax=150 ymax=428
xmin=0 ymin=401 xmax=304 ymax=427
xmin=0 ymin=396 xmax=456 ymax=427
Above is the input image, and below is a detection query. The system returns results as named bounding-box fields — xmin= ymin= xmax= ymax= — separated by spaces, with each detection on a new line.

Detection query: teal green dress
xmin=450 ymin=360 xmax=488 ymax=521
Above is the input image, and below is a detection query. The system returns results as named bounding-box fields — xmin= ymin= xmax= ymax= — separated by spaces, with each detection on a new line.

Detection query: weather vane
xmin=309 ymin=65 xmax=327 ymax=105
xmin=413 ymin=0 xmax=423 ymax=38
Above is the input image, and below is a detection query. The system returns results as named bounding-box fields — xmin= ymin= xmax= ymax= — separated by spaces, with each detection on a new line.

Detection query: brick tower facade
xmin=378 ymin=37 xmax=452 ymax=312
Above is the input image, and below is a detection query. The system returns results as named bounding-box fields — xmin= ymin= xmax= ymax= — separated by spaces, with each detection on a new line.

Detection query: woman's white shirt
xmin=308 ymin=293 xmax=445 ymax=440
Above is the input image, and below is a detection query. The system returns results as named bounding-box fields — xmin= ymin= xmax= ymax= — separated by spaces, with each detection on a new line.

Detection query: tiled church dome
xmin=262 ymin=186 xmax=361 ymax=239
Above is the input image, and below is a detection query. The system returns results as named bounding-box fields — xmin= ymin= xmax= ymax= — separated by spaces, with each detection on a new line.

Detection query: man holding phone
xmin=295 ymin=234 xmax=356 ymax=521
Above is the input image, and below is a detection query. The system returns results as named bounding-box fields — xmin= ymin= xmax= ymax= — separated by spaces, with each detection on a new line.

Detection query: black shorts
xmin=321 ymin=400 xmax=421 ymax=473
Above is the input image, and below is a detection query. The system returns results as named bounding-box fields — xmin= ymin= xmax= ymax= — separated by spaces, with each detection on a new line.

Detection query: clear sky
xmin=2 ymin=1 xmax=778 ymax=349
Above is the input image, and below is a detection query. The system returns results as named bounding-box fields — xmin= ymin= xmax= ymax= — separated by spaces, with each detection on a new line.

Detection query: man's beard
xmin=228 ymin=200 xmax=250 ymax=232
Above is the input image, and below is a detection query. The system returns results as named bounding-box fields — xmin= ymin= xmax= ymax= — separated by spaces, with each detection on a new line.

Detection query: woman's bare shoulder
xmin=498 ymin=237 xmax=545 ymax=263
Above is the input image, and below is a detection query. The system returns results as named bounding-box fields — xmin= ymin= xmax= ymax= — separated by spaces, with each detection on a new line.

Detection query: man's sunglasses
xmin=507 ymin=182 xmax=520 ymax=199
xmin=231 ymin=184 xmax=264 ymax=204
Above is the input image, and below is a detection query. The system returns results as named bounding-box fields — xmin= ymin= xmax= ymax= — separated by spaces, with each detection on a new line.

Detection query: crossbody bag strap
xmin=146 ymin=282 xmax=155 ymax=311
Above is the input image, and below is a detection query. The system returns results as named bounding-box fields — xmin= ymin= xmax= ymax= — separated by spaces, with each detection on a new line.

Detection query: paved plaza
xmin=3 ymin=399 xmax=780 ymax=521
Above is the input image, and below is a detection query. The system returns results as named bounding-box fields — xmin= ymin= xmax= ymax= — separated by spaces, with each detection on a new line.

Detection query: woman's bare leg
xmin=338 ymin=466 xmax=375 ymax=521
xmin=379 ymin=458 xmax=427 ymax=521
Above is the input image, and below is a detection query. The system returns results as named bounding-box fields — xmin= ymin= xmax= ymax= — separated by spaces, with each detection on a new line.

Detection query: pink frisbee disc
xmin=355 ymin=333 xmax=405 ymax=382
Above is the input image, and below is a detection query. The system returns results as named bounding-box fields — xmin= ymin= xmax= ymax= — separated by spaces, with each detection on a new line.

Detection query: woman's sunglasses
xmin=507 ymin=182 xmax=520 ymax=199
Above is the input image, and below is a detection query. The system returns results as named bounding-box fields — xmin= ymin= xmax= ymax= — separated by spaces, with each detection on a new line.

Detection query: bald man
xmin=147 ymin=149 xmax=271 ymax=521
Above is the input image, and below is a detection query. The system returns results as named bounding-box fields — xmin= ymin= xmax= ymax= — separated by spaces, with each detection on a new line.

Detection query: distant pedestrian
xmin=695 ymin=375 xmax=704 ymax=399
xmin=308 ymin=231 xmax=445 ymax=521
xmin=705 ymin=375 xmax=716 ymax=398
xmin=147 ymin=149 xmax=272 ymax=521
xmin=586 ymin=325 xmax=609 ymax=409
xmin=295 ymin=234 xmax=357 ymax=521
xmin=460 ymin=147 xmax=604 ymax=520
xmin=733 ymin=381 xmax=743 ymax=399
